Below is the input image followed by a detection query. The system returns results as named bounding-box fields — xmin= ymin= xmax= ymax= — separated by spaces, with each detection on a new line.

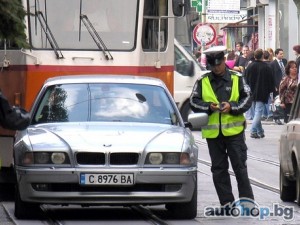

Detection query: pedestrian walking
xmin=233 ymin=45 xmax=250 ymax=73
xmin=279 ymin=60 xmax=298 ymax=123
xmin=262 ymin=50 xmax=274 ymax=121
xmin=190 ymin=46 xmax=254 ymax=210
xmin=270 ymin=48 xmax=287 ymax=125
xmin=225 ymin=50 xmax=236 ymax=69
xmin=235 ymin=41 xmax=243 ymax=58
xmin=244 ymin=49 xmax=275 ymax=138
xmin=270 ymin=48 xmax=287 ymax=95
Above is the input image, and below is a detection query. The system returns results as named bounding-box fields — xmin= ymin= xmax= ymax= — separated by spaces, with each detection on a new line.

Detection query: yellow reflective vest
xmin=201 ymin=74 xmax=245 ymax=138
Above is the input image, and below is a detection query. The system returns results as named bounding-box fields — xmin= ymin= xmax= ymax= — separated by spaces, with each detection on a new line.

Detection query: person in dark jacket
xmin=245 ymin=49 xmax=275 ymax=138
xmin=270 ymin=48 xmax=287 ymax=95
xmin=190 ymin=46 xmax=254 ymax=211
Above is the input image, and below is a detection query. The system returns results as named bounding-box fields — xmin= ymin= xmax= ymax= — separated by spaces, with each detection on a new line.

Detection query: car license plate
xmin=80 ymin=173 xmax=134 ymax=185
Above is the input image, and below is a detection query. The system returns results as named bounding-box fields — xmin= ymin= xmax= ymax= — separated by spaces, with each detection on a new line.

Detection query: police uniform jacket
xmin=189 ymin=68 xmax=252 ymax=116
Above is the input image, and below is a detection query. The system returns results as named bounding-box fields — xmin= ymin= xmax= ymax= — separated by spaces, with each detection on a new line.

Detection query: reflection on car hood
xmin=26 ymin=122 xmax=186 ymax=152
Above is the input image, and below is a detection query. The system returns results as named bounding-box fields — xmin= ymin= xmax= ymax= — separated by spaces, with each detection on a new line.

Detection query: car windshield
xmin=33 ymin=83 xmax=179 ymax=125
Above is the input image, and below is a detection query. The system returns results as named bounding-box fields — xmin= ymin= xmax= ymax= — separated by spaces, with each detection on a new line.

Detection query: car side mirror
xmin=187 ymin=113 xmax=208 ymax=130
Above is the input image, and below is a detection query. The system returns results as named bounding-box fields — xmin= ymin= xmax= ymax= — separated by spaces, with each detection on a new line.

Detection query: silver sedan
xmin=13 ymin=75 xmax=208 ymax=219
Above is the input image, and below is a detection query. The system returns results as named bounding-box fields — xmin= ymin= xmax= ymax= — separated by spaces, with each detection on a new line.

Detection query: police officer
xmin=189 ymin=46 xmax=254 ymax=208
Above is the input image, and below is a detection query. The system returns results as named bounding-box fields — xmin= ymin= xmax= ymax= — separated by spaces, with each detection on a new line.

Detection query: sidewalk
xmin=0 ymin=203 xmax=13 ymax=225
xmin=246 ymin=118 xmax=285 ymax=126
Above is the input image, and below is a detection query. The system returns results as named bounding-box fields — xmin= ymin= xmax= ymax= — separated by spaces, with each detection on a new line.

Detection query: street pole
xmin=201 ymin=0 xmax=206 ymax=23
xmin=201 ymin=0 xmax=206 ymax=51
xmin=293 ymin=0 xmax=300 ymax=43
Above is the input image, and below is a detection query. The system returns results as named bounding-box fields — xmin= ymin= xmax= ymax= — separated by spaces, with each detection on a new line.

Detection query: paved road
xmin=194 ymin=120 xmax=300 ymax=224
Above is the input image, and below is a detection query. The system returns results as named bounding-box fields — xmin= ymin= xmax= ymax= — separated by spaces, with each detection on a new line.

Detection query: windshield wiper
xmin=80 ymin=14 xmax=113 ymax=60
xmin=35 ymin=11 xmax=64 ymax=59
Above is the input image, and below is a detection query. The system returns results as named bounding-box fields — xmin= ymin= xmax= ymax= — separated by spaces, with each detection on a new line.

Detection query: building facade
xmin=175 ymin=0 xmax=300 ymax=60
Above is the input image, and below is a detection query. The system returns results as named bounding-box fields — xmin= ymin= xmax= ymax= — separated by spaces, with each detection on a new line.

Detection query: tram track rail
xmin=195 ymin=140 xmax=280 ymax=194
xmin=195 ymin=140 xmax=280 ymax=167
xmin=197 ymin=158 xmax=280 ymax=194
xmin=131 ymin=205 xmax=169 ymax=225
xmin=39 ymin=204 xmax=169 ymax=225
xmin=40 ymin=205 xmax=64 ymax=225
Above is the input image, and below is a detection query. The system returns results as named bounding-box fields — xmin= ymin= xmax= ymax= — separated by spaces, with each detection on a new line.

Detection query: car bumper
xmin=16 ymin=166 xmax=197 ymax=205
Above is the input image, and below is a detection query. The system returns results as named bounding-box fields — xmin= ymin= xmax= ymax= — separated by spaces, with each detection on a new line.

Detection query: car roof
xmin=44 ymin=75 xmax=167 ymax=87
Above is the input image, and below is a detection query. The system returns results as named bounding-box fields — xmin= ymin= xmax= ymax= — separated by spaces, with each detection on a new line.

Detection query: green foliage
xmin=0 ymin=0 xmax=28 ymax=48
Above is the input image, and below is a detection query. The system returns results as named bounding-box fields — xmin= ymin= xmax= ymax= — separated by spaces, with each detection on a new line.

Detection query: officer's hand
xmin=219 ymin=102 xmax=231 ymax=113
xmin=210 ymin=103 xmax=219 ymax=111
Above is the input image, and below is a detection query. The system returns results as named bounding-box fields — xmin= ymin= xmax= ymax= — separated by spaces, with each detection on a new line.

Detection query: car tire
xmin=14 ymin=185 xmax=41 ymax=219
xmin=296 ymin=167 xmax=300 ymax=206
xmin=280 ymin=165 xmax=296 ymax=202
xmin=165 ymin=179 xmax=197 ymax=219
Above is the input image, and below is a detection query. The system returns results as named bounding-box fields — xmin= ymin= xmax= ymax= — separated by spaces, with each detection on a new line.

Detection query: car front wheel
xmin=165 ymin=181 xmax=197 ymax=219
xmin=14 ymin=185 xmax=41 ymax=219
xmin=296 ymin=167 xmax=300 ymax=206
xmin=280 ymin=165 xmax=296 ymax=202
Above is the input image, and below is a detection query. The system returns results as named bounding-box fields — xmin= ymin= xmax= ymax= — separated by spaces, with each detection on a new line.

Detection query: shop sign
xmin=206 ymin=10 xmax=247 ymax=23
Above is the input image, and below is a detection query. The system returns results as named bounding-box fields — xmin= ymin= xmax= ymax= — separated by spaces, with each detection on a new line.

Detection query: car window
xmin=175 ymin=45 xmax=193 ymax=76
xmin=33 ymin=83 xmax=179 ymax=125
xmin=34 ymin=84 xmax=89 ymax=123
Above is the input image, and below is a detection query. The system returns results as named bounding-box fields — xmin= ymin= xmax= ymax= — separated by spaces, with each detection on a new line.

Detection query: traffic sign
xmin=193 ymin=23 xmax=216 ymax=46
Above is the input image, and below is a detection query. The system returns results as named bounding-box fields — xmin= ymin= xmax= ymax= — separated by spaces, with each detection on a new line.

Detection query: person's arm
xmin=268 ymin=66 xmax=276 ymax=95
xmin=189 ymin=77 xmax=214 ymax=115
xmin=232 ymin=56 xmax=242 ymax=72
xmin=279 ymin=76 xmax=288 ymax=103
xmin=229 ymin=76 xmax=252 ymax=115
xmin=232 ymin=56 xmax=245 ymax=73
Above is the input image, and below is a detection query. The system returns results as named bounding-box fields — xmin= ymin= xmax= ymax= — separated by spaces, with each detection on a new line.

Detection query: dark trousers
xmin=206 ymin=131 xmax=254 ymax=206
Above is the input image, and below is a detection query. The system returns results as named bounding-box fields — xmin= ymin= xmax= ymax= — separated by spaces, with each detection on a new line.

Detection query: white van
xmin=174 ymin=38 xmax=208 ymax=122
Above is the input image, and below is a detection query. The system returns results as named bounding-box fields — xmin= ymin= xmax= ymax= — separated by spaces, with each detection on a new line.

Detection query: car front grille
xmin=76 ymin=152 xmax=139 ymax=165
xmin=110 ymin=153 xmax=139 ymax=165
xmin=76 ymin=152 xmax=105 ymax=165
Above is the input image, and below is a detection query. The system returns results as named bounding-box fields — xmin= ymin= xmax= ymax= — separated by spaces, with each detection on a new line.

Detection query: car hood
xmin=25 ymin=122 xmax=188 ymax=152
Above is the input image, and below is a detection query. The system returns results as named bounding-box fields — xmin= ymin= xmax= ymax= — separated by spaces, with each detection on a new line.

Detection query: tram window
xmin=142 ymin=0 xmax=168 ymax=51
xmin=27 ymin=0 xmax=137 ymax=51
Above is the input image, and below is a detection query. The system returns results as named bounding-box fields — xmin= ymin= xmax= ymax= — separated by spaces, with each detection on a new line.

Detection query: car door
xmin=282 ymin=85 xmax=300 ymax=173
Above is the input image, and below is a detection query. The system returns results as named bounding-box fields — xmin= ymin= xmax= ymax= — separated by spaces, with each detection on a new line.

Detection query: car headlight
xmin=51 ymin=153 xmax=66 ymax=164
xmin=35 ymin=152 xmax=50 ymax=164
xmin=148 ymin=153 xmax=163 ymax=164
xmin=145 ymin=152 xmax=191 ymax=165
xmin=22 ymin=152 xmax=70 ymax=165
